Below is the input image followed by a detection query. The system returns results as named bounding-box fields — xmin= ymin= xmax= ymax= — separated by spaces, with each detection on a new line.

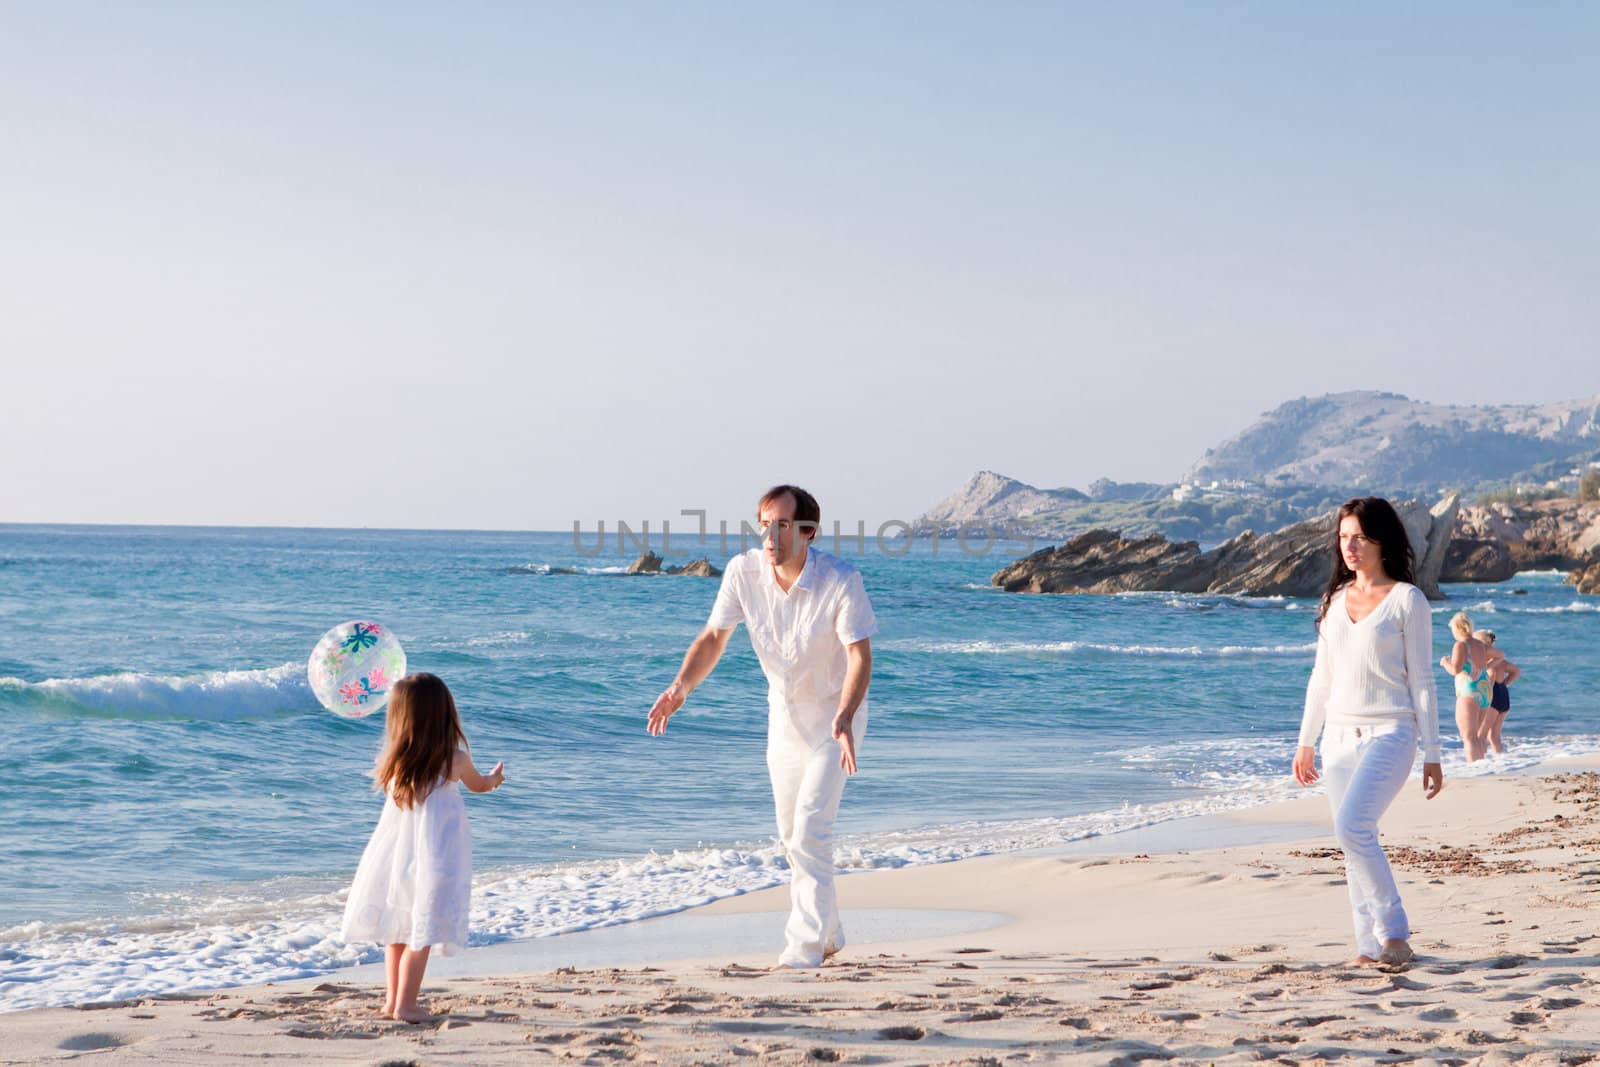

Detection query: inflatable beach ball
xmin=308 ymin=620 xmax=406 ymax=718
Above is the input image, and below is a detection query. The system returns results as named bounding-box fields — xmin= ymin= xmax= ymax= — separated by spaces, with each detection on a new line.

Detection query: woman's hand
xmin=1421 ymin=762 xmax=1443 ymax=799
xmin=1293 ymin=745 xmax=1319 ymax=786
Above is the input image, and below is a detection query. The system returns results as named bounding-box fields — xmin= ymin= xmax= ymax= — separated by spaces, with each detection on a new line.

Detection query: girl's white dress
xmin=341 ymin=776 xmax=472 ymax=955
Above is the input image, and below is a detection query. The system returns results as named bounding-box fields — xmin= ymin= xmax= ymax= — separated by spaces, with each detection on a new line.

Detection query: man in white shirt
xmin=647 ymin=484 xmax=877 ymax=969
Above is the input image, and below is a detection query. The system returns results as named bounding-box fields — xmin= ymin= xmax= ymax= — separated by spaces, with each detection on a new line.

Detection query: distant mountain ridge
xmin=916 ymin=391 xmax=1600 ymax=543
xmin=1185 ymin=391 xmax=1600 ymax=489
xmin=917 ymin=471 xmax=1085 ymax=525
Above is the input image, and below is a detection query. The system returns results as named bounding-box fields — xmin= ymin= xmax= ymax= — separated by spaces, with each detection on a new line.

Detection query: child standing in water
xmin=341 ymin=673 xmax=505 ymax=1022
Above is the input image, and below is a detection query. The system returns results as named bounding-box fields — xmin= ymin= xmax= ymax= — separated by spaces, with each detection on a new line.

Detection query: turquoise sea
xmin=1 ymin=523 xmax=1595 ymax=1011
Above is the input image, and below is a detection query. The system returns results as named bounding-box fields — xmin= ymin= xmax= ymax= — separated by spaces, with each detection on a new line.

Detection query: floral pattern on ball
xmin=307 ymin=620 xmax=406 ymax=718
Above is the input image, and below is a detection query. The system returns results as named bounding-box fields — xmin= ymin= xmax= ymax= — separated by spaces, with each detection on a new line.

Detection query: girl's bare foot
xmin=1379 ymin=939 xmax=1415 ymax=966
xmin=394 ymin=1005 xmax=432 ymax=1025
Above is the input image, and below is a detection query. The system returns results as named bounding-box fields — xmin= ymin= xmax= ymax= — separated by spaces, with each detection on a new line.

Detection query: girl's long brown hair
xmin=375 ymin=673 xmax=465 ymax=809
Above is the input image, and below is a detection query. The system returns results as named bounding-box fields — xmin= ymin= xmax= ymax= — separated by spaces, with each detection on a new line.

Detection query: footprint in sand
xmin=284 ymin=1027 xmax=380 ymax=1041
xmin=806 ymin=1049 xmax=844 ymax=1063
xmin=1485 ymin=954 xmax=1531 ymax=969
xmin=878 ymin=1025 xmax=927 ymax=1041
xmin=1417 ymin=1007 xmax=1458 ymax=1022
xmin=57 ymin=1033 xmax=132 ymax=1052
xmin=1538 ymin=997 xmax=1583 ymax=1011
xmin=1507 ymin=1010 xmax=1544 ymax=1025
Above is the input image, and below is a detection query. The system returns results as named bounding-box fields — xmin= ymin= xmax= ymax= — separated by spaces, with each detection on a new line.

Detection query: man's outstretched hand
xmin=647 ymin=683 xmax=686 ymax=736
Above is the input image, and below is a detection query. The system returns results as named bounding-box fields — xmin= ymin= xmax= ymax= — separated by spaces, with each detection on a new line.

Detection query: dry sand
xmin=7 ymin=759 xmax=1600 ymax=1065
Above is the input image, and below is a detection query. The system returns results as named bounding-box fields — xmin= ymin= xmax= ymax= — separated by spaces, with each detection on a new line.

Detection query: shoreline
xmin=9 ymin=755 xmax=1600 ymax=1063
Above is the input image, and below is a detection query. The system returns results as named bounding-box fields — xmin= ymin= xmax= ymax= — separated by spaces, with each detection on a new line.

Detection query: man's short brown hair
xmin=757 ymin=484 xmax=821 ymax=540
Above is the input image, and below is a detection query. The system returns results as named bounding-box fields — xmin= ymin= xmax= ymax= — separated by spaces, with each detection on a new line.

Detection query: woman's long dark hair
xmin=1315 ymin=496 xmax=1416 ymax=626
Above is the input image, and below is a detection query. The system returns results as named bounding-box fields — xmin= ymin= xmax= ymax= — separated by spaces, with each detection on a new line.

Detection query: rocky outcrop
xmin=625 ymin=551 xmax=721 ymax=577
xmin=1441 ymin=538 xmax=1518 ymax=583
xmin=1412 ymin=493 xmax=1460 ymax=595
xmin=1456 ymin=499 xmax=1600 ymax=570
xmin=994 ymin=496 xmax=1459 ymax=599
xmin=991 ymin=530 xmax=1213 ymax=594
xmin=627 ymin=551 xmax=664 ymax=574
xmin=1571 ymin=562 xmax=1600 ymax=595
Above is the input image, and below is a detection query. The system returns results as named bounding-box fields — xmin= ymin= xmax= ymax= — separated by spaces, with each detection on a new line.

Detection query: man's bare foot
xmin=1350 ymin=954 xmax=1378 ymax=965
xmin=1378 ymin=939 xmax=1415 ymax=966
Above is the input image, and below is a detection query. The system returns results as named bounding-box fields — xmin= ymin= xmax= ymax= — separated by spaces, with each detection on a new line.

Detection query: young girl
xmin=341 ymin=672 xmax=505 ymax=1022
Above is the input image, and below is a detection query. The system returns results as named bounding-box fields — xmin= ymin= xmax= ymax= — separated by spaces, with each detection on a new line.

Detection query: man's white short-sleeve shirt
xmin=706 ymin=547 xmax=877 ymax=749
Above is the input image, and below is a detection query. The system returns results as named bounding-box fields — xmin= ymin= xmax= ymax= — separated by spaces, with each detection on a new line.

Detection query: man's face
xmin=759 ymin=492 xmax=810 ymax=569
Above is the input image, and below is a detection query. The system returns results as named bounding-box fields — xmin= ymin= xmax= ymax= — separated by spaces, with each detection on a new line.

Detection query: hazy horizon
xmin=5 ymin=4 xmax=1597 ymax=531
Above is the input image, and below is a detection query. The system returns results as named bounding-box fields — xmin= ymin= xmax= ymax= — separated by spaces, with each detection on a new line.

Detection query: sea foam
xmin=0 ymin=663 xmax=308 ymax=721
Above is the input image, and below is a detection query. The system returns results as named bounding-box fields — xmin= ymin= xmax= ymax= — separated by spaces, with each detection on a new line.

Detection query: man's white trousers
xmin=766 ymin=712 xmax=865 ymax=968
xmin=1321 ymin=720 xmax=1416 ymax=959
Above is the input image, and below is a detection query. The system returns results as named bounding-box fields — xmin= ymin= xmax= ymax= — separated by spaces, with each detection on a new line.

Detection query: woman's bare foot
xmin=1378 ymin=939 xmax=1415 ymax=966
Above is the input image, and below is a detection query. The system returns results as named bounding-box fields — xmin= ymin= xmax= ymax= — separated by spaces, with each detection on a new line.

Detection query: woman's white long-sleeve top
xmin=1298 ymin=582 xmax=1441 ymax=763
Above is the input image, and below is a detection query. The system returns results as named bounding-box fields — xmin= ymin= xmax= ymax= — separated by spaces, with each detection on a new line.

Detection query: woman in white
xmin=1293 ymin=497 xmax=1444 ymax=966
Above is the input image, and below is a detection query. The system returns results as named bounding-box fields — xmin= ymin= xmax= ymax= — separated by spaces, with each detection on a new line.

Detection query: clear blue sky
xmin=3 ymin=2 xmax=1596 ymax=531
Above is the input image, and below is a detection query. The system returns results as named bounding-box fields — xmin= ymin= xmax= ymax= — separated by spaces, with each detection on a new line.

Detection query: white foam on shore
xmin=6 ymin=731 xmax=1598 ymax=1014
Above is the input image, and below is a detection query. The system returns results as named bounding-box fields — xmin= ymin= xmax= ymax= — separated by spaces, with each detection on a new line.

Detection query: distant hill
xmin=917 ymin=471 xmax=1087 ymax=525
xmin=916 ymin=392 xmax=1600 ymax=543
xmin=1185 ymin=391 xmax=1600 ymax=490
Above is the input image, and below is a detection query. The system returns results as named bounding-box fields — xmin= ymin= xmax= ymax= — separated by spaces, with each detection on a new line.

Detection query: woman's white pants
xmin=766 ymin=712 xmax=865 ymax=968
xmin=1321 ymin=720 xmax=1417 ymax=958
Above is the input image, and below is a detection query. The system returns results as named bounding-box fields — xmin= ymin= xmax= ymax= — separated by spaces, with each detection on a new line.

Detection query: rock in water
xmin=1571 ymin=560 xmax=1600 ymax=595
xmin=1442 ymin=538 xmax=1517 ymax=583
xmin=667 ymin=558 xmax=723 ymax=578
xmin=626 ymin=551 xmax=663 ymax=574
xmin=991 ymin=529 xmax=1215 ymax=594
xmin=995 ymin=495 xmax=1459 ymax=599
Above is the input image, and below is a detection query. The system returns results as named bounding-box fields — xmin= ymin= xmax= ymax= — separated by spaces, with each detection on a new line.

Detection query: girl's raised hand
xmin=455 ymin=750 xmax=506 ymax=793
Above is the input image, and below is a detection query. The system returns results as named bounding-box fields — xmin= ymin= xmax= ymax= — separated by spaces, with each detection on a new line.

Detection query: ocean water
xmin=1 ymin=523 xmax=1596 ymax=1011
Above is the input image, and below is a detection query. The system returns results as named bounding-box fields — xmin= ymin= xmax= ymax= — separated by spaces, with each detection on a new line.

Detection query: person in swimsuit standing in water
xmin=1441 ymin=611 xmax=1493 ymax=762
xmin=1475 ymin=628 xmax=1521 ymax=756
